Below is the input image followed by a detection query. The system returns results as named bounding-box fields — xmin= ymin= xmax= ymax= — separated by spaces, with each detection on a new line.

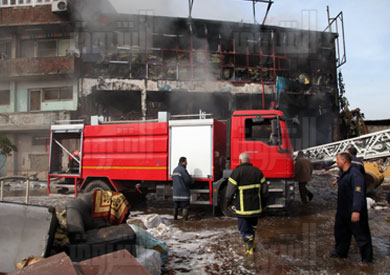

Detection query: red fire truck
xmin=48 ymin=110 xmax=295 ymax=215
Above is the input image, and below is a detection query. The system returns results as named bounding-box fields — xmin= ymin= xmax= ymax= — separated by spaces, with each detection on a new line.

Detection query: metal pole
xmin=0 ymin=180 xmax=3 ymax=201
xmin=326 ymin=6 xmax=332 ymax=32
xmin=25 ymin=179 xmax=30 ymax=204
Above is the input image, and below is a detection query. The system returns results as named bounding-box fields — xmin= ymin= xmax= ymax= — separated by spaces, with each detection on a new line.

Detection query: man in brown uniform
xmin=294 ymin=151 xmax=313 ymax=204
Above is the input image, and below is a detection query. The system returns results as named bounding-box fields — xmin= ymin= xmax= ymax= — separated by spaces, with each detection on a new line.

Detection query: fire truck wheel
xmin=219 ymin=184 xmax=236 ymax=217
xmin=83 ymin=180 xmax=112 ymax=193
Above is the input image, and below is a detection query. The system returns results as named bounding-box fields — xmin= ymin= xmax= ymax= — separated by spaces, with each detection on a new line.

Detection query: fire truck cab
xmin=48 ymin=110 xmax=295 ymax=215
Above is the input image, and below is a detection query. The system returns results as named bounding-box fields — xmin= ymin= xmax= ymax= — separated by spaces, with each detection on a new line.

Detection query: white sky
xmin=110 ymin=0 xmax=390 ymax=119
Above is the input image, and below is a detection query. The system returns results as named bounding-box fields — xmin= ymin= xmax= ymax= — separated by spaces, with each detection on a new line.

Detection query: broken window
xmin=245 ymin=118 xmax=281 ymax=146
xmin=43 ymin=87 xmax=73 ymax=101
xmin=37 ymin=40 xmax=57 ymax=57
xmin=0 ymin=90 xmax=10 ymax=105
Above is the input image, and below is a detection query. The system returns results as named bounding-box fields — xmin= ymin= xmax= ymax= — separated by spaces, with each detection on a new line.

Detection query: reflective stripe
xmin=260 ymin=177 xmax=266 ymax=184
xmin=228 ymin=177 xmax=237 ymax=185
xmin=240 ymin=188 xmax=244 ymax=212
xmin=238 ymin=184 xmax=261 ymax=190
xmin=172 ymin=172 xmax=182 ymax=177
xmin=173 ymin=195 xmax=190 ymax=200
xmin=236 ymin=209 xmax=262 ymax=215
xmin=237 ymin=184 xmax=262 ymax=215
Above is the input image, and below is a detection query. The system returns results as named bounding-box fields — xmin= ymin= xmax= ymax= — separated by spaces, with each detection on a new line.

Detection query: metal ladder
xmin=295 ymin=129 xmax=390 ymax=163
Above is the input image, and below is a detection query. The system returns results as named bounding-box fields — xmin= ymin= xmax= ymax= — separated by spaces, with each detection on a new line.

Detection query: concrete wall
xmin=0 ymin=79 xmax=78 ymax=113
xmin=0 ymin=5 xmax=70 ymax=26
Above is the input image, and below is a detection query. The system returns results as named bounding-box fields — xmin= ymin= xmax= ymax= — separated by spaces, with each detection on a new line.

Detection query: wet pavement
xmin=148 ymin=171 xmax=390 ymax=274
xmin=2 ymin=171 xmax=390 ymax=274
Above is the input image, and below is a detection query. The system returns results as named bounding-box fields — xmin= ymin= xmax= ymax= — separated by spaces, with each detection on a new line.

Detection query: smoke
xmin=109 ymin=0 xmax=256 ymax=23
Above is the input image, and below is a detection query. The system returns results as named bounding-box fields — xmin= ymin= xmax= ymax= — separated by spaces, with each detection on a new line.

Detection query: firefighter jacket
xmin=294 ymin=157 xmax=313 ymax=182
xmin=172 ymin=163 xmax=193 ymax=202
xmin=225 ymin=162 xmax=266 ymax=218
xmin=337 ymin=165 xmax=368 ymax=218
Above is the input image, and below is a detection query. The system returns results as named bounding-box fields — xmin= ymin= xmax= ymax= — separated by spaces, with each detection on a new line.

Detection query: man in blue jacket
xmin=172 ymin=157 xmax=193 ymax=221
xmin=331 ymin=152 xmax=373 ymax=266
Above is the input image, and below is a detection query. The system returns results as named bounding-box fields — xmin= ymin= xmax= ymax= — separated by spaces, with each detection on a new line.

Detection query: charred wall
xmin=75 ymin=14 xmax=339 ymax=149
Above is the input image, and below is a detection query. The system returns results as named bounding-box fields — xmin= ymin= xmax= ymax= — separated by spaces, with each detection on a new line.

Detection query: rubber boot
xmin=173 ymin=208 xmax=178 ymax=220
xmin=244 ymin=236 xmax=255 ymax=255
xmin=182 ymin=208 xmax=189 ymax=221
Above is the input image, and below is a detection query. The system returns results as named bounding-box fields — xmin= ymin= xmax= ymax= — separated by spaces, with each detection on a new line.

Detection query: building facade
xmin=0 ymin=0 xmax=340 ymax=178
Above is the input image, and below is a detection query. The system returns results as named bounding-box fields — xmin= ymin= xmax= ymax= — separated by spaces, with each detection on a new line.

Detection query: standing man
xmin=172 ymin=157 xmax=193 ymax=221
xmin=331 ymin=152 xmax=373 ymax=266
xmin=332 ymin=146 xmax=365 ymax=186
xmin=347 ymin=147 xmax=365 ymax=175
xmin=225 ymin=152 xmax=266 ymax=255
xmin=294 ymin=151 xmax=314 ymax=204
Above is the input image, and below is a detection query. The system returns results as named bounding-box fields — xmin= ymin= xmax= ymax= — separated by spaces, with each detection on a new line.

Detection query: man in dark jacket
xmin=172 ymin=157 xmax=193 ymax=221
xmin=225 ymin=152 xmax=266 ymax=255
xmin=332 ymin=147 xmax=366 ymax=186
xmin=331 ymin=152 xmax=373 ymax=266
xmin=294 ymin=151 xmax=313 ymax=204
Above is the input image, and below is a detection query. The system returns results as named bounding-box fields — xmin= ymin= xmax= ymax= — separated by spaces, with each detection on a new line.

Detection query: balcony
xmin=0 ymin=56 xmax=77 ymax=79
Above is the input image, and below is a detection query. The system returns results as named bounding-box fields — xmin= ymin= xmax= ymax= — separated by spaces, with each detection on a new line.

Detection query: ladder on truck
xmin=296 ymin=129 xmax=390 ymax=163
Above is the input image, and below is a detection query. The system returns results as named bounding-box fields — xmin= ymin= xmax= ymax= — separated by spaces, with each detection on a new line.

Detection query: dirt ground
xmin=2 ymin=171 xmax=390 ymax=274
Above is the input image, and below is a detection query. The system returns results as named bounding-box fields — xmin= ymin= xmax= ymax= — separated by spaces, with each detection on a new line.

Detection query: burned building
xmin=76 ymin=13 xmax=339 ymax=149
xmin=0 ymin=0 xmax=341 ymax=177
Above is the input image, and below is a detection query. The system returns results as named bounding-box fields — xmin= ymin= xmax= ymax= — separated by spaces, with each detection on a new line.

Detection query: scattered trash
xmin=367 ymin=197 xmax=376 ymax=209
xmin=135 ymin=245 xmax=162 ymax=275
xmin=141 ymin=214 xmax=163 ymax=229
xmin=129 ymin=223 xmax=169 ymax=263
xmin=16 ymin=256 xmax=43 ymax=270
xmin=374 ymin=205 xmax=388 ymax=211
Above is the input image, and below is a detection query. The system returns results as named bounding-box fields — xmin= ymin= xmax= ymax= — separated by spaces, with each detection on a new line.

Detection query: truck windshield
xmin=244 ymin=117 xmax=281 ymax=146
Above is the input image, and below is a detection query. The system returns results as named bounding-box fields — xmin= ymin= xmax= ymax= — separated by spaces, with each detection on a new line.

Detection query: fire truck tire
xmin=83 ymin=180 xmax=112 ymax=193
xmin=219 ymin=184 xmax=236 ymax=217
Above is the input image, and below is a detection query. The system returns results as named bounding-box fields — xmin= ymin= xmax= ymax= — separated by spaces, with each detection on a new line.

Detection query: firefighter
xmin=225 ymin=152 xmax=266 ymax=255
xmin=172 ymin=157 xmax=193 ymax=221
xmin=294 ymin=151 xmax=314 ymax=204
xmin=331 ymin=152 xmax=373 ymax=266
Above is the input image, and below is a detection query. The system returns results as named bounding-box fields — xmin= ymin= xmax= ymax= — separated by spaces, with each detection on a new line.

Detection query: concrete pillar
xmin=11 ymin=33 xmax=17 ymax=59
xmin=10 ymin=81 xmax=16 ymax=112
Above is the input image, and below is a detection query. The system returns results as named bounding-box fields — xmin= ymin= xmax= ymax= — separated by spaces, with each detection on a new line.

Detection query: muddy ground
xmin=2 ymin=171 xmax=390 ymax=274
